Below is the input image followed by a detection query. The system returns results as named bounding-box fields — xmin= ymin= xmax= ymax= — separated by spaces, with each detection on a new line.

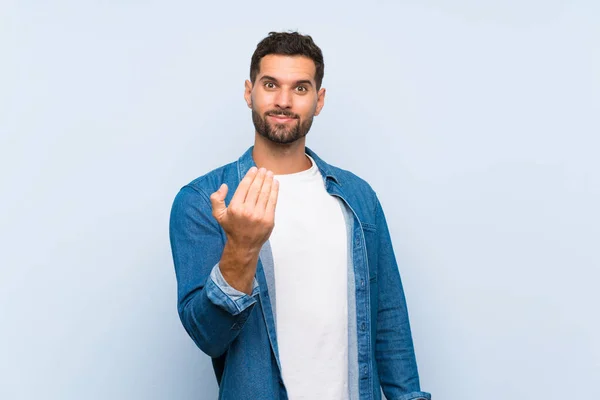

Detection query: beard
xmin=252 ymin=108 xmax=314 ymax=145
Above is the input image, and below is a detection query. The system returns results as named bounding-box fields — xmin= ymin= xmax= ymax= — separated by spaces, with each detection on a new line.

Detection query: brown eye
xmin=264 ymin=82 xmax=276 ymax=89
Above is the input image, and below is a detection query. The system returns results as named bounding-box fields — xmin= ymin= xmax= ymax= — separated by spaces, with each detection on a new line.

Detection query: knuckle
xmin=254 ymin=213 xmax=265 ymax=222
xmin=250 ymin=213 xmax=263 ymax=223
xmin=242 ymin=209 xmax=253 ymax=219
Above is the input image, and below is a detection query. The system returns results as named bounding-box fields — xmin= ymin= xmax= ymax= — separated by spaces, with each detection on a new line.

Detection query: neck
xmin=252 ymin=133 xmax=312 ymax=175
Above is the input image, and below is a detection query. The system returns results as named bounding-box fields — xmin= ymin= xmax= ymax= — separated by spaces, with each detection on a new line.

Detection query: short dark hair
xmin=250 ymin=31 xmax=325 ymax=90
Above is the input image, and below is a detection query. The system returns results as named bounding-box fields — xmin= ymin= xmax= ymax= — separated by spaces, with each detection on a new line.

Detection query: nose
xmin=274 ymin=88 xmax=292 ymax=109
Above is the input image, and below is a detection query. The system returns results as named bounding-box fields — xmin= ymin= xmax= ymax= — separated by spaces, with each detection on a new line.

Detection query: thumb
xmin=210 ymin=184 xmax=228 ymax=220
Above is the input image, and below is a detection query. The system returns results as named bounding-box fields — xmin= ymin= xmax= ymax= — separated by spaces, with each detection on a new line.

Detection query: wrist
xmin=224 ymin=238 xmax=261 ymax=262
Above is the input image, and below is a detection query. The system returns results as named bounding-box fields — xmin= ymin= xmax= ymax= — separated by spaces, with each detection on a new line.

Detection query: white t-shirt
xmin=269 ymin=154 xmax=349 ymax=399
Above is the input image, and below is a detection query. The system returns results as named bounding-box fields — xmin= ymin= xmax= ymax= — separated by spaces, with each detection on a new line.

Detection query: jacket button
xmin=361 ymin=279 xmax=365 ymax=287
xmin=361 ymin=323 xmax=366 ymax=331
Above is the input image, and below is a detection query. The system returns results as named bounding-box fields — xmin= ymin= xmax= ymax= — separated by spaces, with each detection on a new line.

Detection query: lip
xmin=268 ymin=115 xmax=296 ymax=123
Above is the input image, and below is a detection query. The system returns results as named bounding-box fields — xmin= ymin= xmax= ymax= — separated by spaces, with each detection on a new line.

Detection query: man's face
xmin=244 ymin=54 xmax=326 ymax=145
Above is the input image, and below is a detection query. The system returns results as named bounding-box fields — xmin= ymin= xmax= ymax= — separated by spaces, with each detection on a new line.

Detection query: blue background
xmin=1 ymin=1 xmax=598 ymax=398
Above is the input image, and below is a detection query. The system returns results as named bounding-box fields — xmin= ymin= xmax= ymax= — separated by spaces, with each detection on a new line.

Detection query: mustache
xmin=265 ymin=110 xmax=299 ymax=119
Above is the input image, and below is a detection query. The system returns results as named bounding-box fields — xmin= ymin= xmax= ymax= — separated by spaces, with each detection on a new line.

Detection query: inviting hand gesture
xmin=209 ymin=167 xmax=279 ymax=294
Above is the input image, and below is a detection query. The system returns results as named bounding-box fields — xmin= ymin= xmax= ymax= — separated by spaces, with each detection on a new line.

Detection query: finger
xmin=256 ymin=170 xmax=273 ymax=210
xmin=245 ymin=167 xmax=267 ymax=206
xmin=231 ymin=167 xmax=258 ymax=205
xmin=210 ymin=184 xmax=229 ymax=220
xmin=265 ymin=178 xmax=279 ymax=216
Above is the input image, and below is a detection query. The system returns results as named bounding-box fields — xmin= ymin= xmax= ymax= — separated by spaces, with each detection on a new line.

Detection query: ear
xmin=244 ymin=80 xmax=253 ymax=108
xmin=314 ymin=87 xmax=326 ymax=116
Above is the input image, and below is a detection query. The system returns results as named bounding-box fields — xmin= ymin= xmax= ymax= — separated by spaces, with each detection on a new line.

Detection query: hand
xmin=210 ymin=167 xmax=279 ymax=254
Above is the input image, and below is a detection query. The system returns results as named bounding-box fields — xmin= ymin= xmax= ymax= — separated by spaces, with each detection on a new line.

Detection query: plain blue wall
xmin=1 ymin=1 xmax=598 ymax=399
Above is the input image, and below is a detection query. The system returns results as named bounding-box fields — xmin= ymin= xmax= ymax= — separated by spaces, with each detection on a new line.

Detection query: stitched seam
xmin=210 ymin=276 xmax=243 ymax=314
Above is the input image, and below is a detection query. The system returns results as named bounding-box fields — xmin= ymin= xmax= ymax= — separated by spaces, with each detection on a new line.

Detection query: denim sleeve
xmin=373 ymin=197 xmax=431 ymax=400
xmin=169 ymin=185 xmax=260 ymax=358
xmin=208 ymin=263 xmax=260 ymax=314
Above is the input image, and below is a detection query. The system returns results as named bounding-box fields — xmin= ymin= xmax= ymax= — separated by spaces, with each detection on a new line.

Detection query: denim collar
xmin=237 ymin=145 xmax=341 ymax=186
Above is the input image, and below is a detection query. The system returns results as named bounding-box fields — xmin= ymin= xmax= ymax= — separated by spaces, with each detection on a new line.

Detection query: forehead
xmin=257 ymin=54 xmax=316 ymax=83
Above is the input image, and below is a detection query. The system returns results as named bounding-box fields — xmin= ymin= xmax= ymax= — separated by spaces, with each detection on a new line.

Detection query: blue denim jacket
xmin=169 ymin=146 xmax=431 ymax=400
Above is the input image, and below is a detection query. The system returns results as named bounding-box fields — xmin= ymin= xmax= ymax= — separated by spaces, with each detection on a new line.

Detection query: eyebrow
xmin=260 ymin=75 xmax=314 ymax=87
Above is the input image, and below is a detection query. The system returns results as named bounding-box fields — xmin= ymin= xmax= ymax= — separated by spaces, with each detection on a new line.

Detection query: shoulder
xmin=329 ymin=164 xmax=377 ymax=199
xmin=308 ymin=149 xmax=379 ymax=223
xmin=330 ymin=164 xmax=375 ymax=192
xmin=308 ymin=147 xmax=374 ymax=191
xmin=331 ymin=164 xmax=379 ymax=219
xmin=171 ymin=160 xmax=238 ymax=216
xmin=185 ymin=161 xmax=238 ymax=197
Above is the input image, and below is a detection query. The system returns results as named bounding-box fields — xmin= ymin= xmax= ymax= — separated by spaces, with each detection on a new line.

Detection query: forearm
xmin=373 ymin=196 xmax=429 ymax=399
xmin=181 ymin=242 xmax=261 ymax=357
xmin=171 ymin=168 xmax=276 ymax=359
xmin=219 ymin=240 xmax=260 ymax=295
xmin=375 ymin=289 xmax=422 ymax=394
xmin=179 ymin=275 xmax=258 ymax=358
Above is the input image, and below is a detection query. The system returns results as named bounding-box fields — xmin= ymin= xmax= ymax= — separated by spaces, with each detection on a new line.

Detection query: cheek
xmin=252 ymin=91 xmax=274 ymax=111
xmin=297 ymin=98 xmax=318 ymax=117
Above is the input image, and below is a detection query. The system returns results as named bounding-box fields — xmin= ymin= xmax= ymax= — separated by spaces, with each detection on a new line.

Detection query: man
xmin=169 ymin=31 xmax=430 ymax=400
